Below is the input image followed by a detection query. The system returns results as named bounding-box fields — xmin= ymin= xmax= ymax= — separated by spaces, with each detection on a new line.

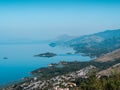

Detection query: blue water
xmin=0 ymin=43 xmax=91 ymax=86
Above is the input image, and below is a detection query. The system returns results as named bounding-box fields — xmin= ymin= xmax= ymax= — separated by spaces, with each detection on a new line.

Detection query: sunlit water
xmin=0 ymin=43 xmax=91 ymax=86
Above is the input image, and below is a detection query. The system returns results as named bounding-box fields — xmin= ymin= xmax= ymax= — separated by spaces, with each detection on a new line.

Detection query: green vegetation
xmin=31 ymin=59 xmax=120 ymax=79
xmin=73 ymin=69 xmax=120 ymax=90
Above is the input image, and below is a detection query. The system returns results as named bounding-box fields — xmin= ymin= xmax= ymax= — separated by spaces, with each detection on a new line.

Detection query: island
xmin=66 ymin=52 xmax=73 ymax=55
xmin=34 ymin=52 xmax=57 ymax=58
xmin=3 ymin=57 xmax=8 ymax=59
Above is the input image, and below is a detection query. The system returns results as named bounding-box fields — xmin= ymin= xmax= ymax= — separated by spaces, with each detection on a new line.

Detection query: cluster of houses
xmin=3 ymin=65 xmax=96 ymax=90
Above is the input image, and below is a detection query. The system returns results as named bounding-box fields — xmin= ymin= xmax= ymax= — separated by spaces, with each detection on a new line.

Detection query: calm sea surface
xmin=0 ymin=43 xmax=91 ymax=85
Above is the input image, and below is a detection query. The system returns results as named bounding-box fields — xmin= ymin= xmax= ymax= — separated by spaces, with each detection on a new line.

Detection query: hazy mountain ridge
xmin=50 ymin=29 xmax=120 ymax=57
xmin=66 ymin=29 xmax=120 ymax=45
xmin=49 ymin=35 xmax=77 ymax=47
xmin=98 ymin=63 xmax=120 ymax=76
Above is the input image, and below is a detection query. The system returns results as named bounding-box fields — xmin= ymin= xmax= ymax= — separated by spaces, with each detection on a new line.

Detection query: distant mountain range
xmin=49 ymin=35 xmax=76 ymax=47
xmin=49 ymin=29 xmax=120 ymax=57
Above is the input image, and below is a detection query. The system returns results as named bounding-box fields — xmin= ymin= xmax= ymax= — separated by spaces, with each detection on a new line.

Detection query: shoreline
xmin=3 ymin=59 xmax=120 ymax=89
xmin=1 ymin=60 xmax=92 ymax=89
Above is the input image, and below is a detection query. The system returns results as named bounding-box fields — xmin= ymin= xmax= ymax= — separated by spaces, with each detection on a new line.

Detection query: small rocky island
xmin=34 ymin=52 xmax=57 ymax=58
xmin=3 ymin=57 xmax=8 ymax=59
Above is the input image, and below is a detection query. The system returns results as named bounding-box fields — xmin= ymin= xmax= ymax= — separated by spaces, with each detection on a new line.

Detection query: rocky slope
xmin=96 ymin=49 xmax=120 ymax=62
xmin=98 ymin=63 xmax=120 ymax=76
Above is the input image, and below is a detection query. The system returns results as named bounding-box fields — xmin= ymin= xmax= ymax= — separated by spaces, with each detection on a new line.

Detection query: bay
xmin=0 ymin=43 xmax=91 ymax=86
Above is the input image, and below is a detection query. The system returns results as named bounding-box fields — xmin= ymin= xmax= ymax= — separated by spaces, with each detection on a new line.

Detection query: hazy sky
xmin=0 ymin=0 xmax=120 ymax=41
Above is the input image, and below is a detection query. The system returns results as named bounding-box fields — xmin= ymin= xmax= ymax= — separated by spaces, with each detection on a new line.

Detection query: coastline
xmin=3 ymin=58 xmax=120 ymax=89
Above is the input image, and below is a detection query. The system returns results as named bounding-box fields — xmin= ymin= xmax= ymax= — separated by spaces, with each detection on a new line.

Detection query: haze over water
xmin=0 ymin=0 xmax=120 ymax=42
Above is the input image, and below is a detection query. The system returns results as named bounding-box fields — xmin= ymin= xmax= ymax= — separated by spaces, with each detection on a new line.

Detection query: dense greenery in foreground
xmin=31 ymin=59 xmax=120 ymax=79
xmin=72 ymin=70 xmax=120 ymax=90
